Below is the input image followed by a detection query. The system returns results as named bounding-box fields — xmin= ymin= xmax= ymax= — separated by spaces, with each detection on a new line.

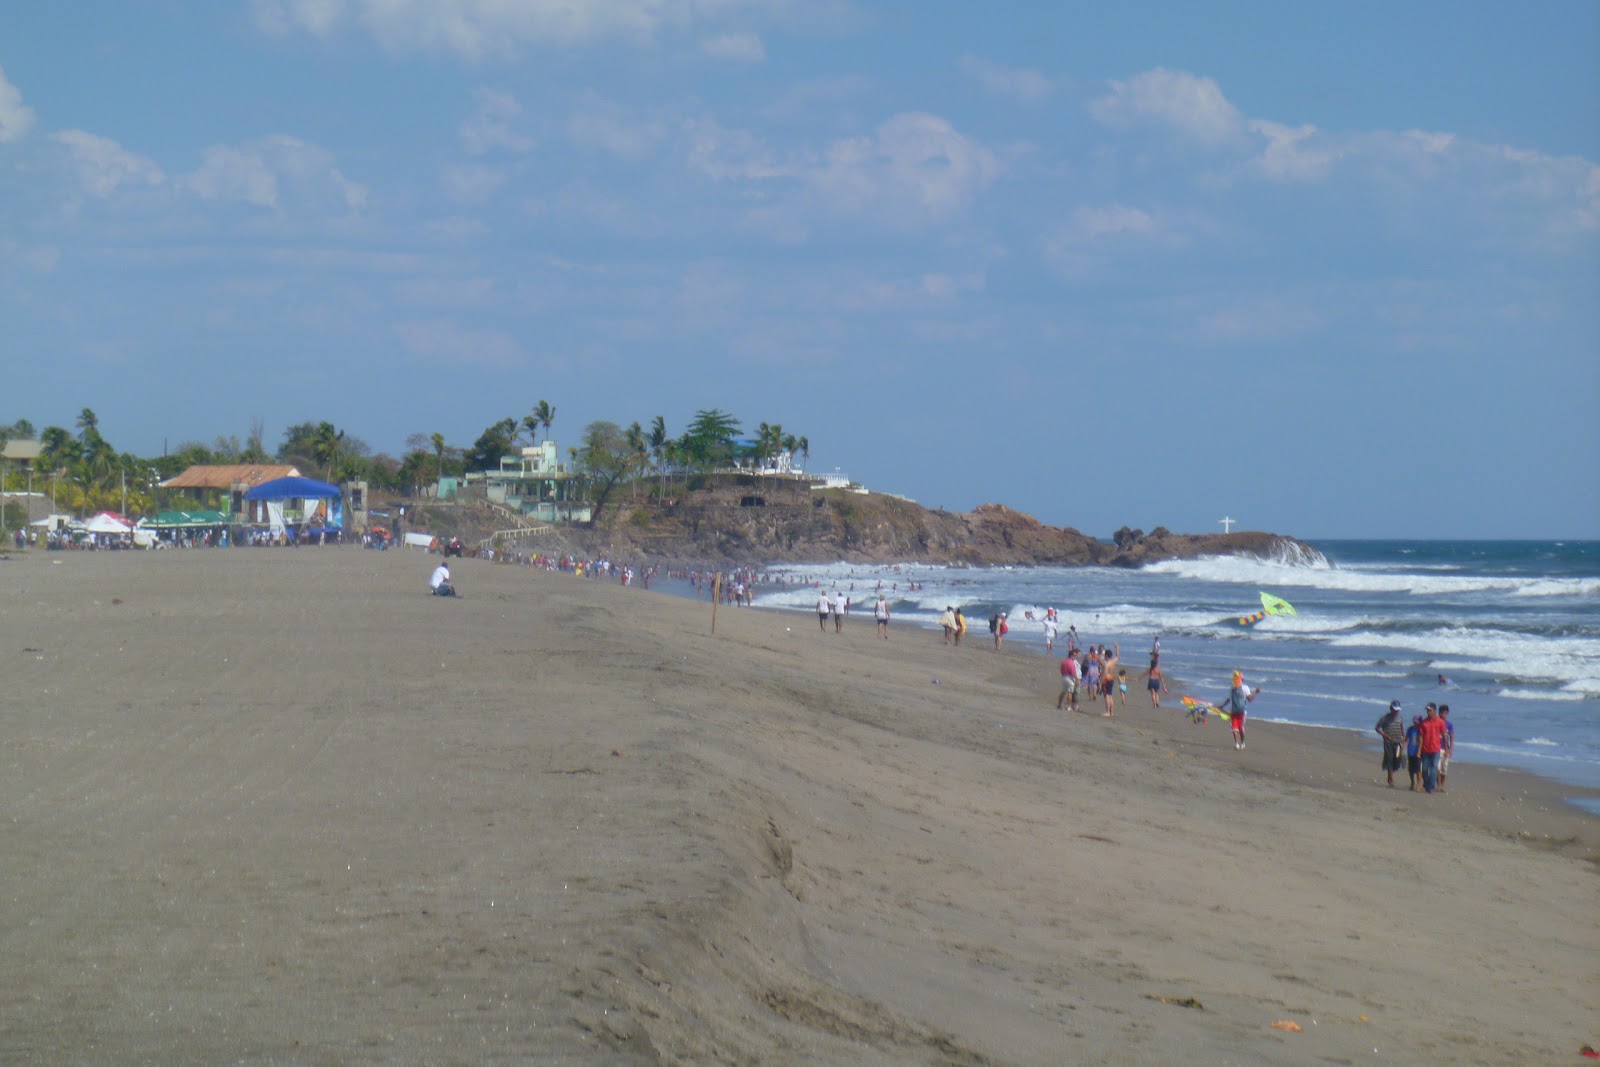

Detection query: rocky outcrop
xmin=390 ymin=481 xmax=1320 ymax=567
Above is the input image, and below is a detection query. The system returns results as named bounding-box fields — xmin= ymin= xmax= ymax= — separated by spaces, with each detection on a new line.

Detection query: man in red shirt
xmin=1056 ymin=653 xmax=1081 ymax=713
xmin=1416 ymin=703 xmax=1448 ymax=794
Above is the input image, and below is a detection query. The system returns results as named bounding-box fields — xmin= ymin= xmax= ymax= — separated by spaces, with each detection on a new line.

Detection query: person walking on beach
xmin=1140 ymin=662 xmax=1166 ymax=707
xmin=1405 ymin=715 xmax=1423 ymax=790
xmin=1101 ymin=643 xmax=1121 ymax=717
xmin=939 ymin=606 xmax=956 ymax=645
xmin=953 ymin=608 xmax=967 ymax=646
xmin=816 ymin=589 xmax=831 ymax=632
xmin=874 ymin=594 xmax=890 ymax=639
xmin=1057 ymin=652 xmax=1081 ymax=712
xmin=1438 ymin=705 xmax=1454 ymax=792
xmin=832 ymin=590 xmax=847 ymax=633
xmin=1220 ymin=671 xmax=1257 ymax=749
xmin=1043 ymin=615 xmax=1058 ymax=654
xmin=1416 ymin=702 xmax=1447 ymax=794
xmin=1376 ymin=700 xmax=1406 ymax=787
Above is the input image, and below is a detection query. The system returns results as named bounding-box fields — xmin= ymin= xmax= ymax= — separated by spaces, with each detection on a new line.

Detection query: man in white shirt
xmin=832 ymin=590 xmax=847 ymax=633
xmin=817 ymin=589 xmax=831 ymax=631
xmin=430 ymin=561 xmax=456 ymax=597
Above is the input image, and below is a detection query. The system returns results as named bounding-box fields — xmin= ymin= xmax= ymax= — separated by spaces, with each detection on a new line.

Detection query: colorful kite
xmin=1236 ymin=591 xmax=1296 ymax=627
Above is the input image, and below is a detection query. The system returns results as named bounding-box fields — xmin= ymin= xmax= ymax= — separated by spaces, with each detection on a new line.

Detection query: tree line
xmin=1 ymin=405 xmax=809 ymax=526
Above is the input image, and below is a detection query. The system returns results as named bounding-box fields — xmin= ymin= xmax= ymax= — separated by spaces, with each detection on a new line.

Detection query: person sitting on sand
xmin=429 ymin=561 xmax=457 ymax=598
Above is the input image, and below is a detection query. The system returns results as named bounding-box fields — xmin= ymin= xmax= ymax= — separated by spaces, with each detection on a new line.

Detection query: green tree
xmin=532 ymin=399 xmax=556 ymax=443
xmin=576 ymin=421 xmax=633 ymax=526
xmin=648 ymin=415 xmax=668 ymax=498
xmin=797 ymin=435 xmax=810 ymax=471
xmin=430 ymin=433 xmax=446 ymax=488
xmin=678 ymin=409 xmax=742 ymax=471
xmin=310 ymin=422 xmax=345 ymax=481
xmin=464 ymin=418 xmax=518 ymax=473
xmin=75 ymin=408 xmax=100 ymax=444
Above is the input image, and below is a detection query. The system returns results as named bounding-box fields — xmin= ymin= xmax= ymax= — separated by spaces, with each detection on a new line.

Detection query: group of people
xmin=1056 ymin=642 xmax=1133 ymax=717
xmin=812 ymin=588 xmax=893 ymax=638
xmin=1375 ymin=700 xmax=1455 ymax=793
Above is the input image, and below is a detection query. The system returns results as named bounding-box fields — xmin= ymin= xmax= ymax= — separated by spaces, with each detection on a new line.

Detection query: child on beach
xmin=1220 ymin=671 xmax=1258 ymax=749
xmin=1117 ymin=669 xmax=1128 ymax=706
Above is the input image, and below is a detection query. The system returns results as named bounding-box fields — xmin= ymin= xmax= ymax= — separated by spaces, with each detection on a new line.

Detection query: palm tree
xmin=430 ymin=433 xmax=446 ymax=495
xmin=310 ymin=422 xmax=345 ymax=481
xmin=797 ymin=436 xmax=810 ymax=472
xmin=533 ymin=399 xmax=556 ymax=443
xmin=624 ymin=421 xmax=646 ymax=503
xmin=75 ymin=408 xmax=99 ymax=444
xmin=649 ymin=415 xmax=668 ymax=499
xmin=520 ymin=412 xmax=541 ymax=448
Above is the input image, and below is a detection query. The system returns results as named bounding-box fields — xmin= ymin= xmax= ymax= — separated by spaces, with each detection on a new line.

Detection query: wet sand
xmin=2 ymin=547 xmax=1595 ymax=1064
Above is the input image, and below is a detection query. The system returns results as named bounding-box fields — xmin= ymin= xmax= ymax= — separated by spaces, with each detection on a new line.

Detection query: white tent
xmin=83 ymin=511 xmax=134 ymax=534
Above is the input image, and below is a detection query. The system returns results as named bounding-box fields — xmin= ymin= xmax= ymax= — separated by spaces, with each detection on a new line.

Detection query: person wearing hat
xmin=1375 ymin=701 xmax=1407 ymax=787
xmin=1219 ymin=670 xmax=1259 ymax=750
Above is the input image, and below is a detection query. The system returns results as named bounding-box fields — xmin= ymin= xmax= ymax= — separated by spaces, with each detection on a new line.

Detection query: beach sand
xmin=2 ymin=548 xmax=1595 ymax=1064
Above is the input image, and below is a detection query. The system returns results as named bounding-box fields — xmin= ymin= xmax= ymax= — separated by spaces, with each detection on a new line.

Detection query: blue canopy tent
xmin=243 ymin=476 xmax=344 ymax=537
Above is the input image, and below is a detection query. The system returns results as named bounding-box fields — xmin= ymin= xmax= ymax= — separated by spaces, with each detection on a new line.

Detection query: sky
xmin=2 ymin=0 xmax=1597 ymax=540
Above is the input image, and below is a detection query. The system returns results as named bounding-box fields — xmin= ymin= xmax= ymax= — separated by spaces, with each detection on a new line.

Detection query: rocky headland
xmin=397 ymin=477 xmax=1321 ymax=567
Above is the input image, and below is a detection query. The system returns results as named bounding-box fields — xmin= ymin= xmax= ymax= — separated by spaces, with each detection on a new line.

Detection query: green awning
xmin=147 ymin=509 xmax=230 ymax=528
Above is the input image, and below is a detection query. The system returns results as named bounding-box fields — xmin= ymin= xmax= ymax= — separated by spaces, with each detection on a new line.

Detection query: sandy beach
xmin=1 ymin=547 xmax=1595 ymax=1064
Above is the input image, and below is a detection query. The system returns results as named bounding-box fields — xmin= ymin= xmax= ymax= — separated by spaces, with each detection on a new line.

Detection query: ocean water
xmin=734 ymin=541 xmax=1600 ymax=795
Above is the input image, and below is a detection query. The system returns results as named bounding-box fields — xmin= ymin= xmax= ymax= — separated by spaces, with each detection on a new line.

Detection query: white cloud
xmin=684 ymin=117 xmax=791 ymax=181
xmin=920 ymin=271 xmax=985 ymax=299
xmin=1248 ymin=120 xmax=1342 ymax=182
xmin=701 ymin=31 xmax=765 ymax=62
xmin=0 ymin=63 xmax=37 ymax=143
xmin=52 ymin=131 xmax=166 ymax=197
xmin=812 ymin=112 xmax=999 ymax=221
xmin=1090 ymin=67 xmax=1244 ymax=145
xmin=181 ymin=135 xmax=367 ymax=211
xmin=186 ymin=145 xmax=279 ymax=206
xmin=960 ymin=55 xmax=1051 ymax=104
xmin=460 ymin=88 xmax=535 ymax=154
xmin=570 ymin=108 xmax=666 ymax=160
xmin=441 ymin=163 xmax=506 ymax=202
xmin=255 ymin=0 xmax=767 ymax=59
xmin=393 ymin=319 xmax=522 ymax=366
xmin=1074 ymin=203 xmax=1158 ymax=240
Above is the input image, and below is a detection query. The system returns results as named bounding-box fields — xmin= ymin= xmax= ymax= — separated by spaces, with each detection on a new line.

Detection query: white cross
xmin=1218 ymin=516 xmax=1236 ymax=534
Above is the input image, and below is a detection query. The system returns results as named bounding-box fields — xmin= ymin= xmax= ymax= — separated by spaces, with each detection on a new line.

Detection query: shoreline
xmin=653 ymin=571 xmax=1600 ymax=824
xmin=3 ymin=548 xmax=1595 ymax=1061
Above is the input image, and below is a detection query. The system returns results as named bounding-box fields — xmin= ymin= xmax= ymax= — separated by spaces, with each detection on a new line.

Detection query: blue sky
xmin=2 ymin=1 xmax=1596 ymax=539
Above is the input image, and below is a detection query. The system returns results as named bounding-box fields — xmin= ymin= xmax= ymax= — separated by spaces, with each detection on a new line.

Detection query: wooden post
xmin=711 ymin=572 xmax=722 ymax=634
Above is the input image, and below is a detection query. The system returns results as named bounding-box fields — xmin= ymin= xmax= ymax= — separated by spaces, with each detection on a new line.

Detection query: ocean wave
xmin=1142 ymin=556 xmax=1600 ymax=599
xmin=1522 ymin=737 xmax=1561 ymax=746
xmin=1494 ymin=688 xmax=1589 ymax=703
xmin=1325 ymin=627 xmax=1600 ymax=692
